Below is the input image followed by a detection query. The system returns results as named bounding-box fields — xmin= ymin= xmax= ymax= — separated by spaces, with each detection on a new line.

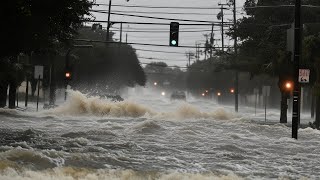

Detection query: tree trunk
xmin=8 ymin=82 xmax=17 ymax=109
xmin=31 ymin=79 xmax=37 ymax=97
xmin=315 ymin=96 xmax=320 ymax=129
xmin=49 ymin=62 xmax=56 ymax=105
xmin=280 ymin=92 xmax=288 ymax=123
xmin=0 ymin=82 xmax=8 ymax=108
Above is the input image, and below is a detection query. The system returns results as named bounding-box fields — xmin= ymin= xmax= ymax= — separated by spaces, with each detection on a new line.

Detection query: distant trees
xmin=144 ymin=62 xmax=186 ymax=90
xmin=70 ymin=27 xmax=146 ymax=94
xmin=0 ymin=0 xmax=145 ymax=108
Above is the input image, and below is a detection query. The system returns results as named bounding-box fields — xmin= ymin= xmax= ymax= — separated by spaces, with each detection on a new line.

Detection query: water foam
xmin=50 ymin=91 xmax=154 ymax=117
xmin=0 ymin=167 xmax=244 ymax=180
xmin=46 ymin=91 xmax=235 ymax=121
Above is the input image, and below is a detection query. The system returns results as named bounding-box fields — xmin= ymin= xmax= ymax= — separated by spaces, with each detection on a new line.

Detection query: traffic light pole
xmin=292 ymin=0 xmax=301 ymax=139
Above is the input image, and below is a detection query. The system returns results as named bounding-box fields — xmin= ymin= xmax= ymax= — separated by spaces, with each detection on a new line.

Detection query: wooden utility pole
xmin=218 ymin=3 xmax=228 ymax=52
xmin=210 ymin=24 xmax=214 ymax=58
xmin=233 ymin=0 xmax=239 ymax=112
xmin=106 ymin=0 xmax=112 ymax=41
xmin=120 ymin=22 xmax=123 ymax=43
xmin=292 ymin=0 xmax=302 ymax=139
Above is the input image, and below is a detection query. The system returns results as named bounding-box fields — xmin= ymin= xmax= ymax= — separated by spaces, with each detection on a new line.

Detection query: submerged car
xmin=170 ymin=91 xmax=186 ymax=101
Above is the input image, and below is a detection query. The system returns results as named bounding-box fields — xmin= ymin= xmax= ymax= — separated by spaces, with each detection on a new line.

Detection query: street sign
xmin=34 ymin=65 xmax=44 ymax=79
xmin=298 ymin=69 xmax=310 ymax=83
xmin=262 ymin=86 xmax=271 ymax=97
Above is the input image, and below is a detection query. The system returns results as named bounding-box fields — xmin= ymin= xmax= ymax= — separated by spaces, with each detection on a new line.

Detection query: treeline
xmin=0 ymin=0 xmax=145 ymax=108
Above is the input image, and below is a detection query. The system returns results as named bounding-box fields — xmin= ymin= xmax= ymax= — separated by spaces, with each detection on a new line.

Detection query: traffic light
xmin=170 ymin=22 xmax=179 ymax=46
xmin=65 ymin=70 xmax=72 ymax=81
xmin=279 ymin=79 xmax=293 ymax=98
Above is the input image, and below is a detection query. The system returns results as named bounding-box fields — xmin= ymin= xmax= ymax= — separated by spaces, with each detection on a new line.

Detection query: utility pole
xmin=106 ymin=0 xmax=112 ymax=41
xmin=120 ymin=22 xmax=123 ymax=43
xmin=233 ymin=0 xmax=239 ymax=112
xmin=126 ymin=33 xmax=128 ymax=43
xmin=292 ymin=0 xmax=301 ymax=139
xmin=218 ymin=3 xmax=228 ymax=52
xmin=210 ymin=24 xmax=214 ymax=59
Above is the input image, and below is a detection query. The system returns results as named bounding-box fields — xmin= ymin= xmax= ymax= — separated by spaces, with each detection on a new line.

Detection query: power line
xmin=93 ymin=3 xmax=229 ymax=10
xmin=134 ymin=48 xmax=188 ymax=55
xmin=241 ymin=4 xmax=320 ymax=9
xmin=73 ymin=38 xmax=231 ymax=49
xmin=112 ymin=26 xmax=220 ymax=31
xmin=87 ymin=20 xmax=222 ymax=26
xmin=139 ymin=57 xmax=186 ymax=61
xmin=90 ymin=10 xmax=227 ymax=23
xmin=110 ymin=28 xmax=219 ymax=33
xmin=92 ymin=3 xmax=320 ymax=10
xmin=91 ymin=9 xmax=243 ymax=16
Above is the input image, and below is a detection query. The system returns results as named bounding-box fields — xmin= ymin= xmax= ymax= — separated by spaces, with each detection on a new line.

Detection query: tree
xmin=70 ymin=27 xmax=146 ymax=94
xmin=0 ymin=0 xmax=93 ymax=108
xmin=304 ymin=35 xmax=320 ymax=128
xmin=228 ymin=0 xmax=320 ymax=122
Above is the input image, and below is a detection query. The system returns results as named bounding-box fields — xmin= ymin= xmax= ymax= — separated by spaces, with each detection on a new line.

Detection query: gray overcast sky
xmin=90 ymin=0 xmax=247 ymax=67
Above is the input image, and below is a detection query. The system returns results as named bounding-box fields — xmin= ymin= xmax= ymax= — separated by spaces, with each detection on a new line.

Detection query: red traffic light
xmin=230 ymin=88 xmax=235 ymax=93
xmin=65 ymin=72 xmax=72 ymax=80
xmin=285 ymin=82 xmax=292 ymax=89
xmin=283 ymin=81 xmax=293 ymax=91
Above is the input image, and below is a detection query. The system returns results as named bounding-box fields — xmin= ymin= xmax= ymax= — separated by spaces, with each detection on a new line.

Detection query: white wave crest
xmin=0 ymin=167 xmax=244 ymax=180
xmin=46 ymin=91 xmax=235 ymax=121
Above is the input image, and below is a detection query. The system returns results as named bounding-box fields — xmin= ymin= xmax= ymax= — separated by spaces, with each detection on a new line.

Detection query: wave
xmin=49 ymin=91 xmax=155 ymax=118
xmin=46 ymin=91 xmax=235 ymax=121
xmin=0 ymin=167 xmax=244 ymax=180
xmin=0 ymin=148 xmax=65 ymax=171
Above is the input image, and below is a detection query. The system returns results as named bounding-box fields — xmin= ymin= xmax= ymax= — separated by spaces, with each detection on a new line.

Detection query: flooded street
xmin=0 ymin=89 xmax=319 ymax=180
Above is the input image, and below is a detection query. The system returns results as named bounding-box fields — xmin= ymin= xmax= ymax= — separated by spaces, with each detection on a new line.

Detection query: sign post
xmin=262 ymin=86 xmax=271 ymax=122
xmin=253 ymin=88 xmax=259 ymax=116
xmin=34 ymin=66 xmax=43 ymax=111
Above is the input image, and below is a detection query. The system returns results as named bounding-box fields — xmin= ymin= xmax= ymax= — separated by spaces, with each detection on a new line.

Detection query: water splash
xmin=0 ymin=167 xmax=244 ymax=180
xmin=46 ymin=91 xmax=235 ymax=121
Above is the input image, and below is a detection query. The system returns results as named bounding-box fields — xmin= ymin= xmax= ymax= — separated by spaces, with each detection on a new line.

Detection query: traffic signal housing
xmin=279 ymin=78 xmax=293 ymax=98
xmin=170 ymin=22 xmax=179 ymax=46
xmin=65 ymin=70 xmax=72 ymax=81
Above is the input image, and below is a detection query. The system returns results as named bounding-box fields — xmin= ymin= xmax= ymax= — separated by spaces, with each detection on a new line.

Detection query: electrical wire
xmin=73 ymin=38 xmax=230 ymax=49
xmin=93 ymin=3 xmax=228 ymax=10
xmin=90 ymin=10 xmax=225 ymax=23
xmin=91 ymin=9 xmax=243 ymax=16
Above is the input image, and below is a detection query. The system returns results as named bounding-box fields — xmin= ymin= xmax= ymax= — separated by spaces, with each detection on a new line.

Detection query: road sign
xmin=262 ymin=86 xmax=271 ymax=97
xmin=34 ymin=65 xmax=44 ymax=79
xmin=299 ymin=69 xmax=310 ymax=83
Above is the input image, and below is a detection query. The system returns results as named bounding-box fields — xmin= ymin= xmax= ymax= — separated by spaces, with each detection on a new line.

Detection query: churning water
xmin=0 ymin=89 xmax=319 ymax=180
